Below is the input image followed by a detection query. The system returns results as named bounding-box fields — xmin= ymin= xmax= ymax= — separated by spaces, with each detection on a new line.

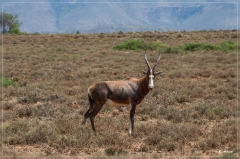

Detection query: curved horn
xmin=152 ymin=54 xmax=161 ymax=70
xmin=144 ymin=50 xmax=151 ymax=70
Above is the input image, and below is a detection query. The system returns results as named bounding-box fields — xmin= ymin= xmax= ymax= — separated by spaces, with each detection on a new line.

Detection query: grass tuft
xmin=1 ymin=76 xmax=20 ymax=87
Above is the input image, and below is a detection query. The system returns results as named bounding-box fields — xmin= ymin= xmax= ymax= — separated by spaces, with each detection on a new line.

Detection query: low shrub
xmin=4 ymin=119 xmax=58 ymax=145
xmin=162 ymin=46 xmax=183 ymax=54
xmin=161 ymin=40 xmax=237 ymax=54
xmin=181 ymin=40 xmax=237 ymax=52
xmin=181 ymin=42 xmax=217 ymax=51
xmin=112 ymin=39 xmax=164 ymax=50
xmin=25 ymin=124 xmax=57 ymax=144
xmin=4 ymin=119 xmax=30 ymax=144
xmin=197 ymin=118 xmax=236 ymax=151
xmin=10 ymin=27 xmax=25 ymax=34
xmin=16 ymin=105 xmax=32 ymax=117
xmin=105 ymin=146 xmax=127 ymax=156
xmin=192 ymin=101 xmax=233 ymax=120
xmin=144 ymin=122 xmax=199 ymax=152
xmin=219 ymin=40 xmax=237 ymax=51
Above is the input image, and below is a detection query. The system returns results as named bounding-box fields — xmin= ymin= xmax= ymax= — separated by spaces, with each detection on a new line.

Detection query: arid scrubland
xmin=1 ymin=30 xmax=239 ymax=158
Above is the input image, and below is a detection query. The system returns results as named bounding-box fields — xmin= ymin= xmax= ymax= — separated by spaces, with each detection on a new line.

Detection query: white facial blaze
xmin=148 ymin=69 xmax=154 ymax=89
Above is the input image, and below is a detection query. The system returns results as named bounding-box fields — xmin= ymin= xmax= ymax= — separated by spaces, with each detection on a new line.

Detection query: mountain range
xmin=1 ymin=0 xmax=239 ymax=33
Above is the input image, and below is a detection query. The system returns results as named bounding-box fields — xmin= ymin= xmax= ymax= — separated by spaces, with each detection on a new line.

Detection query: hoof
xmin=128 ymin=132 xmax=136 ymax=137
xmin=128 ymin=130 xmax=134 ymax=136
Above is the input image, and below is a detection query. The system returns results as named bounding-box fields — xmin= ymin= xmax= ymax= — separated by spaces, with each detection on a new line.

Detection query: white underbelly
xmin=105 ymin=99 xmax=128 ymax=107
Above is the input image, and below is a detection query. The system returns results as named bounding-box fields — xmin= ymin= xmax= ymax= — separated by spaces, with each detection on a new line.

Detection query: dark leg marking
xmin=88 ymin=103 xmax=104 ymax=134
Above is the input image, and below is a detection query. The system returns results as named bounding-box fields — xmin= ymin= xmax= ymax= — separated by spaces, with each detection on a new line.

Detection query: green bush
xmin=112 ymin=39 xmax=164 ymax=51
xmin=10 ymin=27 xmax=24 ymax=34
xmin=113 ymin=39 xmax=236 ymax=53
xmin=1 ymin=76 xmax=19 ymax=87
xmin=162 ymin=40 xmax=237 ymax=54
xmin=181 ymin=43 xmax=218 ymax=51
xmin=219 ymin=40 xmax=237 ymax=51
xmin=180 ymin=40 xmax=237 ymax=52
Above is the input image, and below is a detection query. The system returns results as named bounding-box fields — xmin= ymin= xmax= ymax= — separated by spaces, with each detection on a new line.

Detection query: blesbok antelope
xmin=82 ymin=52 xmax=162 ymax=135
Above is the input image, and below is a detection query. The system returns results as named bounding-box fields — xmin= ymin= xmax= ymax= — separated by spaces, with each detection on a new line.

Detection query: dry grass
xmin=1 ymin=30 xmax=238 ymax=158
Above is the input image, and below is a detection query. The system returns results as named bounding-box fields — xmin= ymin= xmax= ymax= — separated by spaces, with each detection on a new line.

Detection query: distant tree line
xmin=0 ymin=12 xmax=23 ymax=34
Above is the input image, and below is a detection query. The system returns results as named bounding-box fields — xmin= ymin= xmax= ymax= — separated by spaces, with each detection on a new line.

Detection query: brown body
xmin=82 ymin=53 xmax=161 ymax=135
xmin=88 ymin=77 xmax=150 ymax=107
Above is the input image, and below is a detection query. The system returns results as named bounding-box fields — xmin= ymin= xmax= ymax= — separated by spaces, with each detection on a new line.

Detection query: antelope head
xmin=143 ymin=52 xmax=162 ymax=90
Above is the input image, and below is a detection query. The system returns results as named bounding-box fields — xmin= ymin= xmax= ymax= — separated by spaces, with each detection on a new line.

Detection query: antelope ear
xmin=143 ymin=70 xmax=147 ymax=75
xmin=155 ymin=71 xmax=162 ymax=75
